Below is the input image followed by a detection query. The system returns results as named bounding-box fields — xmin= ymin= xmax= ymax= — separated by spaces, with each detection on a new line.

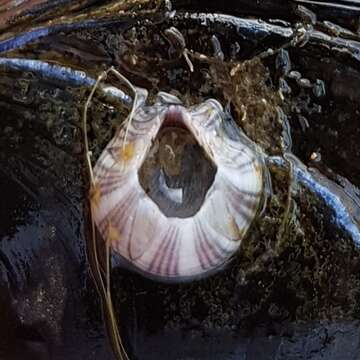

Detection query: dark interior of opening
xmin=138 ymin=114 xmax=217 ymax=218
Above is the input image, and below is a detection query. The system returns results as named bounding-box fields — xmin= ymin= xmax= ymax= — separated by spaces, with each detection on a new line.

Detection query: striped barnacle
xmin=92 ymin=90 xmax=265 ymax=282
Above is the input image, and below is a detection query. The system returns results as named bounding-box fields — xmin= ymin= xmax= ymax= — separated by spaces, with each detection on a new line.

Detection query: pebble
xmin=310 ymin=152 xmax=321 ymax=162
xmin=164 ymin=27 xmax=186 ymax=50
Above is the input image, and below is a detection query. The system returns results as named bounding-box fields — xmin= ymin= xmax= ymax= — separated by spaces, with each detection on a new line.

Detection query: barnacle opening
xmin=138 ymin=108 xmax=217 ymax=218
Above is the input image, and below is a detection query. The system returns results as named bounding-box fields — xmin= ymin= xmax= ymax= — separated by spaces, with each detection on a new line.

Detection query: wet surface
xmin=0 ymin=71 xmax=115 ymax=359
xmin=1 ymin=1 xmax=360 ymax=359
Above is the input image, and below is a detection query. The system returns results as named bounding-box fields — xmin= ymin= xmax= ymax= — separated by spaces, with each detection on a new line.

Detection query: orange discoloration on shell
xmin=228 ymin=216 xmax=243 ymax=240
xmin=120 ymin=142 xmax=135 ymax=162
xmin=254 ymin=162 xmax=262 ymax=177
xmin=107 ymin=221 xmax=121 ymax=244
xmin=90 ymin=182 xmax=101 ymax=209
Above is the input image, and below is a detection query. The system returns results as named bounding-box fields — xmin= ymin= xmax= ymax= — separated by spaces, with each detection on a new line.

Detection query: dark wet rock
xmin=0 ymin=1 xmax=360 ymax=360
xmin=0 ymin=69 xmax=115 ymax=360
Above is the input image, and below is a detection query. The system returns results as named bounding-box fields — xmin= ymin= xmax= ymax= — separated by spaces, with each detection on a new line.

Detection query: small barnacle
xmin=164 ymin=27 xmax=186 ymax=51
xmin=313 ymin=79 xmax=326 ymax=98
xmin=275 ymin=49 xmax=291 ymax=76
xmin=295 ymin=5 xmax=317 ymax=25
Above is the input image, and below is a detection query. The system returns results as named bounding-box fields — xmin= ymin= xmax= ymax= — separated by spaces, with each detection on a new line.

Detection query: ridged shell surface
xmin=92 ymin=93 xmax=264 ymax=281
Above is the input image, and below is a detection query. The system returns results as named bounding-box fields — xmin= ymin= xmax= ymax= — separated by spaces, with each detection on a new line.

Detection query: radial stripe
xmin=127 ymin=203 xmax=142 ymax=260
xmin=199 ymin=218 xmax=234 ymax=255
xmin=197 ymin=219 xmax=227 ymax=265
xmin=227 ymin=195 xmax=254 ymax=225
xmin=194 ymin=224 xmax=208 ymax=270
xmin=94 ymin=161 xmax=120 ymax=174
xmin=195 ymin=219 xmax=215 ymax=269
xmin=223 ymin=175 xmax=261 ymax=199
xmin=226 ymin=185 xmax=257 ymax=212
xmin=98 ymin=189 xmax=137 ymax=234
xmin=157 ymin=227 xmax=177 ymax=275
xmin=98 ymin=176 xmax=129 ymax=197
xmin=164 ymin=228 xmax=180 ymax=276
xmin=96 ymin=173 xmax=124 ymax=182
xmin=148 ymin=226 xmax=176 ymax=273
xmin=147 ymin=232 xmax=169 ymax=272
xmin=170 ymin=235 xmax=180 ymax=276
xmin=111 ymin=191 xmax=139 ymax=231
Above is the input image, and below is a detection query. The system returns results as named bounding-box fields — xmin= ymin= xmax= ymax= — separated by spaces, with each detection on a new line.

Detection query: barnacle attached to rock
xmin=92 ymin=91 xmax=266 ymax=281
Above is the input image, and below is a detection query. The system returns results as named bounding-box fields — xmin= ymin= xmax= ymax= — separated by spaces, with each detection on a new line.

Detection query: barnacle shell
xmin=92 ymin=92 xmax=264 ymax=281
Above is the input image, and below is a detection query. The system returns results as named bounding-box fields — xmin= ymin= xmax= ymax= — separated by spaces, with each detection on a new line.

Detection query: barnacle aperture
xmin=92 ymin=92 xmax=264 ymax=281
